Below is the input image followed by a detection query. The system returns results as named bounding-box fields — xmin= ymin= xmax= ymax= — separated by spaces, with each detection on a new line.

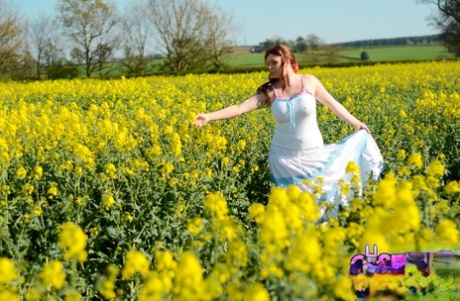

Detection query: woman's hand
xmin=192 ymin=113 xmax=210 ymax=127
xmin=354 ymin=122 xmax=370 ymax=133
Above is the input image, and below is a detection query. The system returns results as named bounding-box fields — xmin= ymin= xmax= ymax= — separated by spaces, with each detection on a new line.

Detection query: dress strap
xmin=300 ymin=75 xmax=313 ymax=95
xmin=273 ymin=87 xmax=279 ymax=98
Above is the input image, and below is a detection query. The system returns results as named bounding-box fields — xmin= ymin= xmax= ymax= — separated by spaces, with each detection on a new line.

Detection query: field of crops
xmin=0 ymin=61 xmax=459 ymax=300
xmin=228 ymin=45 xmax=455 ymax=68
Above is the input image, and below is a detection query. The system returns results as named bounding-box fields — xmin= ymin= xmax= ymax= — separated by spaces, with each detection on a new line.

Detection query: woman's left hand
xmin=355 ymin=122 xmax=370 ymax=133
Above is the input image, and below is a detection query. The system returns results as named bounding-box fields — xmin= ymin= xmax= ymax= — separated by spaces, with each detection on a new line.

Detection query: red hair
xmin=264 ymin=44 xmax=298 ymax=76
xmin=257 ymin=45 xmax=299 ymax=104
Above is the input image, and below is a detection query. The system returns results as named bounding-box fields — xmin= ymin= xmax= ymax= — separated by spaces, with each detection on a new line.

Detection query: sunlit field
xmin=228 ymin=45 xmax=455 ymax=68
xmin=0 ymin=61 xmax=459 ymax=300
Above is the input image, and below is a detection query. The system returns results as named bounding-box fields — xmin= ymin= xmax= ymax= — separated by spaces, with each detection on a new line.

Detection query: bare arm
xmin=193 ymin=93 xmax=267 ymax=127
xmin=310 ymin=75 xmax=370 ymax=133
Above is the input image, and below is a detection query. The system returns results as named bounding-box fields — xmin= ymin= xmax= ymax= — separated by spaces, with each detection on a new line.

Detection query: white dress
xmin=269 ymin=77 xmax=384 ymax=219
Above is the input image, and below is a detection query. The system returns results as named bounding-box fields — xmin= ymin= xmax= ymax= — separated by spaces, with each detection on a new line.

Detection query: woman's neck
xmin=281 ymin=72 xmax=298 ymax=88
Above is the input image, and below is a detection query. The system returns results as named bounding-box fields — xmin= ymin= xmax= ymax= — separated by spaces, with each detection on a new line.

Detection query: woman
xmin=193 ymin=44 xmax=384 ymax=219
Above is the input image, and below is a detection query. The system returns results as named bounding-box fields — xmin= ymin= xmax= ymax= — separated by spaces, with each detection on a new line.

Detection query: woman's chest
xmin=271 ymin=94 xmax=316 ymax=123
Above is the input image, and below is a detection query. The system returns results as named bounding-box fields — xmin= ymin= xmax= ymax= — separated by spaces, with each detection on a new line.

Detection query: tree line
xmin=330 ymin=35 xmax=440 ymax=48
xmin=0 ymin=0 xmax=238 ymax=80
xmin=0 ymin=0 xmax=459 ymax=80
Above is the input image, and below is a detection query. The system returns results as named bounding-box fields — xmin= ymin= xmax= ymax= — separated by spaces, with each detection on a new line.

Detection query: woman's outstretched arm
xmin=193 ymin=93 xmax=267 ymax=127
xmin=311 ymin=75 xmax=370 ymax=133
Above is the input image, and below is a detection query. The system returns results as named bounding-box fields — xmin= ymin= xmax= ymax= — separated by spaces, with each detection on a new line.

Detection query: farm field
xmin=0 ymin=61 xmax=459 ymax=300
xmin=227 ymin=45 xmax=455 ymax=68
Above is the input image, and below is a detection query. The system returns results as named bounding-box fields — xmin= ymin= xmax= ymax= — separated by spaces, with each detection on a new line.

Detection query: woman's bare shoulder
xmin=301 ymin=73 xmax=319 ymax=82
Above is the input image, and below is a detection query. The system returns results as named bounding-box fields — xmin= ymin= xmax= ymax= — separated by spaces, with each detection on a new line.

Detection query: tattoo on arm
xmin=240 ymin=94 xmax=266 ymax=111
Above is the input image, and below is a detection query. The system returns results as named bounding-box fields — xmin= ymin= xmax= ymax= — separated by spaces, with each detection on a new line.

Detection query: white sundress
xmin=268 ymin=76 xmax=384 ymax=219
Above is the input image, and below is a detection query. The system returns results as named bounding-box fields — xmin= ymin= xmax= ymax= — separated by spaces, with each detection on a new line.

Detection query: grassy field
xmin=226 ymin=44 xmax=455 ymax=69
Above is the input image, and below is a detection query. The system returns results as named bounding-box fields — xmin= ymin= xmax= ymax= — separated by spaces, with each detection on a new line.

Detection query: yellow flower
xmin=436 ymin=219 xmax=459 ymax=245
xmin=173 ymin=252 xmax=204 ymax=298
xmin=138 ymin=273 xmax=165 ymax=301
xmin=25 ymin=288 xmax=41 ymax=300
xmin=99 ymin=264 xmax=119 ymax=300
xmin=16 ymin=166 xmax=27 ymax=179
xmin=162 ymin=162 xmax=174 ymax=175
xmin=425 ymin=159 xmax=445 ymax=177
xmin=204 ymin=193 xmax=228 ymax=220
xmin=32 ymin=205 xmax=42 ymax=217
xmin=122 ymin=250 xmax=150 ymax=279
xmin=407 ymin=153 xmax=423 ymax=168
xmin=123 ymin=212 xmax=134 ymax=222
xmin=243 ymin=283 xmax=269 ymax=301
xmin=187 ymin=217 xmax=204 ymax=236
xmin=0 ymin=290 xmax=20 ymax=301
xmin=22 ymin=183 xmax=34 ymax=195
xmin=33 ymin=165 xmax=43 ymax=180
xmin=221 ymin=156 xmax=230 ymax=167
xmin=155 ymin=250 xmax=177 ymax=272
xmin=396 ymin=149 xmax=406 ymax=161
xmin=64 ymin=290 xmax=82 ymax=301
xmin=334 ymin=276 xmax=355 ymax=301
xmin=105 ymin=163 xmax=117 ymax=179
xmin=445 ymin=181 xmax=460 ymax=194
xmin=38 ymin=260 xmax=66 ymax=290
xmin=102 ymin=194 xmax=116 ymax=211
xmin=248 ymin=203 xmax=265 ymax=223
xmin=345 ymin=161 xmax=360 ymax=174
xmin=0 ymin=257 xmax=17 ymax=285
xmin=59 ymin=222 xmax=88 ymax=262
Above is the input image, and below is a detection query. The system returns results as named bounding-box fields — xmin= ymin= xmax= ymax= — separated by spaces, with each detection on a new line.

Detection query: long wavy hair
xmin=256 ymin=44 xmax=299 ymax=104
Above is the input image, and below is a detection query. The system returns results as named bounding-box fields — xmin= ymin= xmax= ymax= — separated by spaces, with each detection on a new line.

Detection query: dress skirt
xmin=269 ymin=130 xmax=384 ymax=219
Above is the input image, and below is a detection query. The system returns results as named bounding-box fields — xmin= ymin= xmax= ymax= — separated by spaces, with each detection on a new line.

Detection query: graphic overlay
xmin=348 ymin=244 xmax=460 ymax=299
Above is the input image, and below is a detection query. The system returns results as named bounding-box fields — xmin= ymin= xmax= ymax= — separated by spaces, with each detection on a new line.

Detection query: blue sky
xmin=12 ymin=0 xmax=439 ymax=45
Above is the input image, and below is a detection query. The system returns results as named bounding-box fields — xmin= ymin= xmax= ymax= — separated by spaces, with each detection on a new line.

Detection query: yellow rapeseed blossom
xmin=243 ymin=282 xmax=269 ymax=301
xmin=102 ymin=194 xmax=116 ymax=211
xmin=436 ymin=219 xmax=459 ymax=246
xmin=59 ymin=222 xmax=88 ymax=262
xmin=99 ymin=264 xmax=119 ymax=300
xmin=0 ymin=290 xmax=20 ymax=301
xmin=334 ymin=276 xmax=356 ymax=301
xmin=105 ymin=163 xmax=117 ymax=179
xmin=138 ymin=272 xmax=165 ymax=301
xmin=122 ymin=250 xmax=150 ymax=279
xmin=38 ymin=260 xmax=66 ymax=290
xmin=187 ymin=217 xmax=204 ymax=236
xmin=33 ymin=165 xmax=43 ymax=180
xmin=16 ymin=166 xmax=27 ymax=179
xmin=0 ymin=257 xmax=17 ymax=285
xmin=155 ymin=250 xmax=177 ymax=273
xmin=64 ymin=290 xmax=82 ymax=301
xmin=248 ymin=203 xmax=265 ymax=223
xmin=407 ymin=153 xmax=423 ymax=169
xmin=345 ymin=161 xmax=360 ymax=175
xmin=445 ymin=180 xmax=460 ymax=194
xmin=173 ymin=252 xmax=204 ymax=300
xmin=204 ymin=193 xmax=228 ymax=221
xmin=425 ymin=159 xmax=445 ymax=177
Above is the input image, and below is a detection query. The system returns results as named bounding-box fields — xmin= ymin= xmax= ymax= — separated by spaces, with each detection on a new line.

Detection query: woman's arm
xmin=311 ymin=75 xmax=370 ymax=133
xmin=193 ymin=93 xmax=267 ymax=127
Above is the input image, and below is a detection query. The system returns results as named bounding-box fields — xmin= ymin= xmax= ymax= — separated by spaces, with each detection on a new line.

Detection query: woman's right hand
xmin=192 ymin=113 xmax=210 ymax=127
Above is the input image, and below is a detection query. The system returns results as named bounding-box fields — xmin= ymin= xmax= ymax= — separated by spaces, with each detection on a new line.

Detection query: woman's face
xmin=266 ymin=54 xmax=283 ymax=78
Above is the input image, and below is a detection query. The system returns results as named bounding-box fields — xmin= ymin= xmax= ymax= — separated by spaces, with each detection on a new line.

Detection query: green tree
xmin=418 ymin=0 xmax=460 ymax=56
xmin=361 ymin=51 xmax=370 ymax=61
xmin=57 ymin=0 xmax=121 ymax=77
xmin=28 ymin=14 xmax=64 ymax=79
xmin=0 ymin=0 xmax=23 ymax=78
xmin=120 ymin=0 xmax=153 ymax=77
xmin=147 ymin=0 xmax=238 ymax=72
xmin=295 ymin=36 xmax=308 ymax=52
